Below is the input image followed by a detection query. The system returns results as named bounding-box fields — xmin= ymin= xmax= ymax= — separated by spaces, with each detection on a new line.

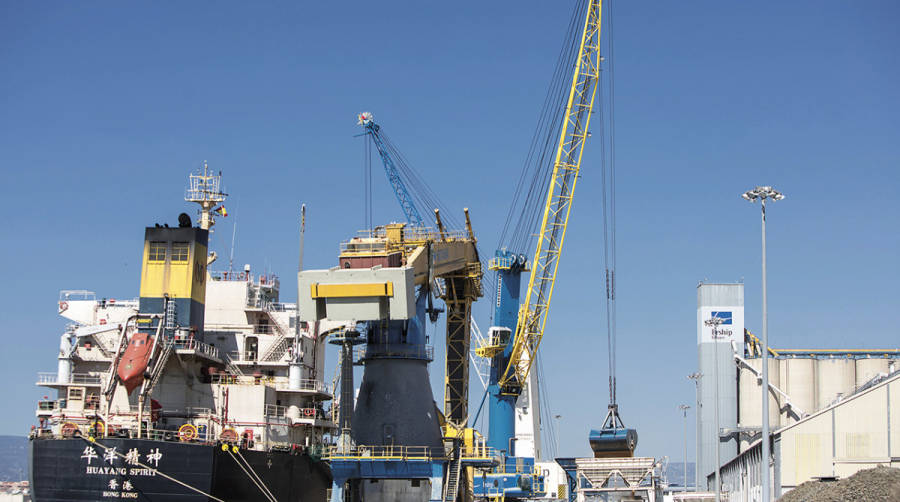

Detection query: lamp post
xmin=678 ymin=404 xmax=691 ymax=492
xmin=554 ymin=414 xmax=562 ymax=458
xmin=704 ymin=316 xmax=725 ymax=502
xmin=742 ymin=186 xmax=784 ymax=502
xmin=687 ymin=372 xmax=702 ymax=491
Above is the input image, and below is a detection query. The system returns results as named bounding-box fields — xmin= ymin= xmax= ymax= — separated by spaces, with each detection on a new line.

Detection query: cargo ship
xmin=29 ymin=165 xmax=339 ymax=501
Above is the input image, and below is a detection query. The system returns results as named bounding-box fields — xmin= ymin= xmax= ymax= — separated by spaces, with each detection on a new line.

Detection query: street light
xmin=554 ymin=414 xmax=563 ymax=458
xmin=704 ymin=316 xmax=725 ymax=502
xmin=678 ymin=404 xmax=691 ymax=493
xmin=742 ymin=185 xmax=784 ymax=502
xmin=687 ymin=372 xmax=702 ymax=491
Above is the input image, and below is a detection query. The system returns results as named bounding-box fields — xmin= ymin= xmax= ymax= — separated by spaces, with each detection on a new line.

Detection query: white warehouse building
xmin=696 ymin=282 xmax=900 ymax=500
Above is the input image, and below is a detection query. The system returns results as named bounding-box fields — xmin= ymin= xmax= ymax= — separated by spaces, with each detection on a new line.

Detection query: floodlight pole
xmin=687 ymin=372 xmax=702 ymax=491
xmin=679 ymin=404 xmax=691 ymax=492
xmin=742 ymin=186 xmax=784 ymax=502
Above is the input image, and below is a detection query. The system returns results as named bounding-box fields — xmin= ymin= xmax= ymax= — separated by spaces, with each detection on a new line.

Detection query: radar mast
xmin=185 ymin=161 xmax=227 ymax=231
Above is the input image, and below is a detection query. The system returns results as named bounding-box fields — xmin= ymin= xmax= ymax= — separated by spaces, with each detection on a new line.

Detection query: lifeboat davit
xmin=117 ymin=332 xmax=154 ymax=394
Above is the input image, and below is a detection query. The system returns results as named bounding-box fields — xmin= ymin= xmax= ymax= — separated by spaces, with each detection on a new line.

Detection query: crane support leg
xmin=443 ymin=275 xmax=475 ymax=431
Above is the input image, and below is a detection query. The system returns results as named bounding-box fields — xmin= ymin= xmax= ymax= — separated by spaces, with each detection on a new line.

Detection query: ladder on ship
xmin=142 ymin=339 xmax=174 ymax=398
xmin=443 ymin=442 xmax=463 ymax=502
xmin=164 ymin=301 xmax=176 ymax=335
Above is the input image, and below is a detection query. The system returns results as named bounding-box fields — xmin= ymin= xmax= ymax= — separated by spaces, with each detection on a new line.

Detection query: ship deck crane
xmin=358 ymin=112 xmax=425 ymax=228
xmin=357 ymin=113 xmax=481 ymax=435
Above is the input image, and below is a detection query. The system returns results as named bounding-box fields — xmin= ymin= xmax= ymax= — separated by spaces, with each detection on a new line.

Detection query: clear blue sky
xmin=2 ymin=1 xmax=898 ymax=465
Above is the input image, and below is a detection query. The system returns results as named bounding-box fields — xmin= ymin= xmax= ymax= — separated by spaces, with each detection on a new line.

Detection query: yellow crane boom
xmin=500 ymin=0 xmax=603 ymax=389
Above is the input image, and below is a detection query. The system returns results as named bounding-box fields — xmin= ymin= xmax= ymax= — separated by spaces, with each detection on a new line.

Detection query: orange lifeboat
xmin=117 ymin=332 xmax=154 ymax=394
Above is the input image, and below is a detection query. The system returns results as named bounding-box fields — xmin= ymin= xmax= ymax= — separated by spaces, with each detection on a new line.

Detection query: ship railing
xmin=340 ymin=227 xmax=470 ymax=251
xmin=208 ymin=373 xmax=330 ymax=393
xmin=354 ymin=345 xmax=434 ymax=362
xmin=255 ymin=274 xmax=280 ymax=290
xmin=327 ymin=444 xmax=446 ymax=461
xmin=59 ymin=290 xmax=96 ymax=302
xmin=459 ymin=443 xmax=502 ymax=463
xmin=158 ymin=406 xmax=214 ymax=418
xmin=264 ymin=404 xmax=326 ymax=420
xmin=96 ymin=298 xmax=140 ymax=309
xmin=209 ymin=270 xmax=253 ymax=282
xmin=227 ymin=350 xmax=258 ymax=362
xmin=272 ymin=378 xmax=330 ymax=393
xmin=169 ymin=338 xmax=220 ymax=360
xmin=36 ymin=372 xmax=103 ymax=385
xmin=268 ymin=302 xmax=297 ymax=312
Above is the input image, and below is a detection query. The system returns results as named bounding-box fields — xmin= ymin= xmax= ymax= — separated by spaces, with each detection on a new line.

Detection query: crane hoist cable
xmin=499 ymin=0 xmax=603 ymax=390
xmin=599 ymin=0 xmax=618 ymax=409
xmin=499 ymin=1 xmax=586 ymax=255
xmin=490 ymin=0 xmax=586 ymax=316
xmin=589 ymin=0 xmax=638 ymax=460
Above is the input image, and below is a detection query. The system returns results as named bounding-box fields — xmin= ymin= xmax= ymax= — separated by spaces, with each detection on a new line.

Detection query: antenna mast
xmin=299 ymin=204 xmax=306 ymax=273
xmin=185 ymin=161 xmax=227 ymax=231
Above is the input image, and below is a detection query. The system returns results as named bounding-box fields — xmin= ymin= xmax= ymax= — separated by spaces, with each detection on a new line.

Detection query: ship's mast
xmin=185 ymin=161 xmax=227 ymax=231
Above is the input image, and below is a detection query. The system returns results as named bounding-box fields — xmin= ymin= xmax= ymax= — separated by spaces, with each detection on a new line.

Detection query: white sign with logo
xmin=697 ymin=306 xmax=744 ymax=346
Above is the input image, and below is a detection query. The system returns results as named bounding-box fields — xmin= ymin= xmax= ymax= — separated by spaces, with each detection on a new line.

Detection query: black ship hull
xmin=29 ymin=437 xmax=331 ymax=501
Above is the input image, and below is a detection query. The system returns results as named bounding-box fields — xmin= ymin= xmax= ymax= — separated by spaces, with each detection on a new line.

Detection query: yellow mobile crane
xmin=472 ymin=0 xmax=630 ymax=498
xmin=477 ymin=0 xmax=635 ymax=487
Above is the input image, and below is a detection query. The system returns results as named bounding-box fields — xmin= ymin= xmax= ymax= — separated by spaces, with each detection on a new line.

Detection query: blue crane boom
xmin=357 ymin=112 xmax=425 ymax=228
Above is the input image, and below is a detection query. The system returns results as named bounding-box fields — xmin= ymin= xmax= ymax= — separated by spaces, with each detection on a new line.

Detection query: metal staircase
xmin=144 ymin=340 xmax=173 ymax=395
xmin=259 ymin=312 xmax=293 ymax=362
xmin=443 ymin=443 xmax=462 ymax=502
xmin=223 ymin=353 xmax=245 ymax=376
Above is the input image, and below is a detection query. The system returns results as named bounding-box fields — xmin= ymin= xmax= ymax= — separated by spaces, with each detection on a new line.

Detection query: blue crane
xmin=357 ymin=112 xmax=425 ymax=228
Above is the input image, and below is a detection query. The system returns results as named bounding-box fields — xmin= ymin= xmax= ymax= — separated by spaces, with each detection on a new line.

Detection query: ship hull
xmin=29 ymin=437 xmax=331 ymax=501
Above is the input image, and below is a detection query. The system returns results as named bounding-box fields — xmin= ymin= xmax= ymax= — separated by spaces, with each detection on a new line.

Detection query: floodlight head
xmin=743 ymin=186 xmax=785 ymax=203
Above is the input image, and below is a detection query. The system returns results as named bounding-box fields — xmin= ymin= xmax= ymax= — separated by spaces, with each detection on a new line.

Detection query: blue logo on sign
xmin=711 ymin=311 xmax=732 ymax=325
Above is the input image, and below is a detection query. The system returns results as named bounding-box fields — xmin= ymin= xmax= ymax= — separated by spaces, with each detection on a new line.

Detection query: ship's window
xmin=149 ymin=241 xmax=167 ymax=261
xmin=172 ymin=242 xmax=190 ymax=262
xmin=68 ymin=387 xmax=84 ymax=400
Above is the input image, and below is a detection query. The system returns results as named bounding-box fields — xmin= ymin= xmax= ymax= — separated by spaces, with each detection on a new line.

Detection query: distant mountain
xmin=0 ymin=436 xmax=28 ymax=482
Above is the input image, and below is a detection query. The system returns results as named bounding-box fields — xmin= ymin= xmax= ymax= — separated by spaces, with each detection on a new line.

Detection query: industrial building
xmin=696 ymin=282 xmax=900 ymax=500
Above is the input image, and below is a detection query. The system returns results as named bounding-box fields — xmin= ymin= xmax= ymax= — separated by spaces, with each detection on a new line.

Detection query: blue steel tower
xmin=486 ymin=250 xmax=527 ymax=455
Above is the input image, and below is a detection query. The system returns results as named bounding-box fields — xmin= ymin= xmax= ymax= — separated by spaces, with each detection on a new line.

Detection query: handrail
xmin=355 ymin=345 xmax=434 ymax=362
xmin=170 ymin=338 xmax=220 ymax=359
xmin=37 ymin=372 xmax=102 ymax=385
xmin=327 ymin=444 xmax=445 ymax=461
xmin=209 ymin=374 xmax=330 ymax=393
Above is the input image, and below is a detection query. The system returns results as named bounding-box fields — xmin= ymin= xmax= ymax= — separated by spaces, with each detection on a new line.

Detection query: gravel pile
xmin=778 ymin=466 xmax=900 ymax=502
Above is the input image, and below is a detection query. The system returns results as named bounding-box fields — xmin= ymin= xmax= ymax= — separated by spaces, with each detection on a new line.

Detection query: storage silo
xmin=855 ymin=358 xmax=890 ymax=388
xmin=696 ymin=283 xmax=744 ymax=485
xmin=738 ymin=356 xmax=781 ymax=452
xmin=782 ymin=358 xmax=817 ymax=425
xmin=815 ymin=358 xmax=856 ymax=410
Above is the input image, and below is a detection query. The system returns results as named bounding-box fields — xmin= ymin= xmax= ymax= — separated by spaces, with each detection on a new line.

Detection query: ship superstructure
xmin=30 ymin=166 xmax=335 ymax=502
